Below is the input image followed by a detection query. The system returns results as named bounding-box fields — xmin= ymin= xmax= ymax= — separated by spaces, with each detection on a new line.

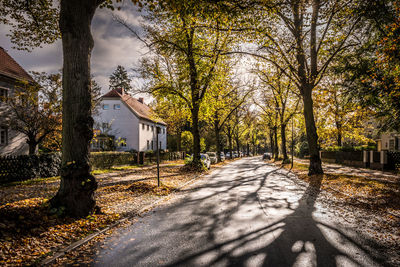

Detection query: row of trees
xmin=2 ymin=0 xmax=398 ymax=217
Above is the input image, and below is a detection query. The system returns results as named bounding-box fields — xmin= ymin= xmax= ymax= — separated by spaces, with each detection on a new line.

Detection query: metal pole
xmin=291 ymin=116 xmax=294 ymax=169
xmin=156 ymin=126 xmax=160 ymax=187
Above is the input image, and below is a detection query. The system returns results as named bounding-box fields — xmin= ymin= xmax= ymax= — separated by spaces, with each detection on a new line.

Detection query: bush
xmin=295 ymin=141 xmax=309 ymax=158
xmin=324 ymin=145 xmax=376 ymax=152
xmin=90 ymin=152 xmax=136 ymax=169
xmin=0 ymin=153 xmax=61 ymax=183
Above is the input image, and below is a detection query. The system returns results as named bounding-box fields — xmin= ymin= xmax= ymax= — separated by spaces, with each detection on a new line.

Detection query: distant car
xmin=233 ymin=151 xmax=239 ymax=158
xmin=200 ymin=153 xmax=211 ymax=169
xmin=263 ymin=152 xmax=272 ymax=160
xmin=220 ymin=152 xmax=225 ymax=161
xmin=226 ymin=152 xmax=233 ymax=159
xmin=206 ymin=152 xmax=217 ymax=164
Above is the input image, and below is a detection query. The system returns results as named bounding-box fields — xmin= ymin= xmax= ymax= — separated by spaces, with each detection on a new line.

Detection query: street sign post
xmin=156 ymin=126 xmax=160 ymax=187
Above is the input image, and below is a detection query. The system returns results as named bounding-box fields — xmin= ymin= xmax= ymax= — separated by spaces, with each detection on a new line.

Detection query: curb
xmin=39 ymin=170 xmax=204 ymax=266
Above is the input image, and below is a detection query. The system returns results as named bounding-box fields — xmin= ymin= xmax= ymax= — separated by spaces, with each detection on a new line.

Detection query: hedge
xmin=90 ymin=152 xmax=137 ymax=169
xmin=0 ymin=153 xmax=61 ymax=183
xmin=1 ymin=151 xmax=185 ymax=183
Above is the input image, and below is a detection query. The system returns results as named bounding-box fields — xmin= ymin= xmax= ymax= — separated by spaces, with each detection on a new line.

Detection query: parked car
xmin=233 ymin=151 xmax=239 ymax=158
xmin=206 ymin=152 xmax=217 ymax=164
xmin=263 ymin=152 xmax=272 ymax=160
xmin=220 ymin=152 xmax=225 ymax=161
xmin=226 ymin=152 xmax=233 ymax=159
xmin=200 ymin=153 xmax=211 ymax=169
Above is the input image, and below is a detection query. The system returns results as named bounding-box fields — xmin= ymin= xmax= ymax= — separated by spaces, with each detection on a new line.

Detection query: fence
xmin=387 ymin=151 xmax=400 ymax=171
xmin=320 ymin=150 xmax=400 ymax=171
xmin=1 ymin=151 xmax=186 ymax=184
xmin=320 ymin=151 xmax=363 ymax=167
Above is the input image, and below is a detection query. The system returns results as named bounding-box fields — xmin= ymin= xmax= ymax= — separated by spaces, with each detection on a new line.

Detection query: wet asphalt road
xmin=95 ymin=157 xmax=387 ymax=267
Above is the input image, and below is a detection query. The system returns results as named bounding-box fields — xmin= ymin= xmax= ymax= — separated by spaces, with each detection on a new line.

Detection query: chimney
xmin=138 ymin=97 xmax=144 ymax=104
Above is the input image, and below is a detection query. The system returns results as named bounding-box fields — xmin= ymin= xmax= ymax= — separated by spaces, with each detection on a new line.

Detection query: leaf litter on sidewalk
xmin=0 ymin=163 xmax=206 ymax=266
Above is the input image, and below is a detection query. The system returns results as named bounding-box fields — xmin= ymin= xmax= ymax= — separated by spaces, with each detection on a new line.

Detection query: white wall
xmin=138 ymin=121 xmax=167 ymax=151
xmin=94 ymin=98 xmax=139 ymax=151
xmin=94 ymin=98 xmax=168 ymax=152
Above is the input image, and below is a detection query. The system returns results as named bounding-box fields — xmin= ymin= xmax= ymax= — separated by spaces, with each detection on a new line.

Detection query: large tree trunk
xmin=50 ymin=0 xmax=100 ymax=217
xmin=302 ymin=87 xmax=323 ymax=175
xmin=281 ymin=122 xmax=288 ymax=161
xmin=191 ymin=106 xmax=201 ymax=165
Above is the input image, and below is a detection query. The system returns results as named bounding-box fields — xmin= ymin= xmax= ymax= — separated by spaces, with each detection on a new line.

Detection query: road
xmin=95 ymin=157 xmax=388 ymax=267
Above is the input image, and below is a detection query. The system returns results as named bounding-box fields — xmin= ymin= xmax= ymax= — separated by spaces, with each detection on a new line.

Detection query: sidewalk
xmin=294 ymin=158 xmax=400 ymax=184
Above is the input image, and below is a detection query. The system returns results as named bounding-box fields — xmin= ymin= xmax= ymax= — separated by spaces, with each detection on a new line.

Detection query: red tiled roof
xmin=0 ymin=47 xmax=34 ymax=82
xmin=102 ymin=88 xmax=167 ymax=125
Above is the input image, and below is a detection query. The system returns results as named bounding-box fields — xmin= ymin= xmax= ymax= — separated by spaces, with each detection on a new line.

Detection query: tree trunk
xmin=177 ymin=129 xmax=182 ymax=152
xmin=50 ymin=0 xmax=100 ymax=217
xmin=227 ymin=133 xmax=233 ymax=159
xmin=269 ymin=129 xmax=274 ymax=154
xmin=191 ymin=106 xmax=201 ymax=165
xmin=215 ymin=121 xmax=221 ymax=162
xmin=235 ymin=135 xmax=240 ymax=156
xmin=302 ymin=87 xmax=323 ymax=175
xmin=336 ymin=121 xmax=342 ymax=147
xmin=274 ymin=127 xmax=279 ymax=160
xmin=27 ymin=136 xmax=37 ymax=155
xmin=281 ymin=123 xmax=288 ymax=160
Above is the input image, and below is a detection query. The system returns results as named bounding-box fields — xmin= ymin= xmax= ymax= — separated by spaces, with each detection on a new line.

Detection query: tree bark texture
xmin=302 ymin=87 xmax=323 ymax=175
xmin=274 ymin=127 xmax=279 ymax=160
xmin=50 ymin=0 xmax=101 ymax=217
xmin=214 ymin=119 xmax=222 ymax=162
xmin=280 ymin=123 xmax=288 ymax=161
xmin=191 ymin=106 xmax=201 ymax=165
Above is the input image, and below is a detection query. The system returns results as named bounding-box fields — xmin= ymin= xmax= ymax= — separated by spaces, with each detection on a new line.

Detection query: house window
xmin=147 ymin=140 xmax=150 ymax=150
xmin=0 ymin=88 xmax=8 ymax=103
xmin=142 ymin=124 xmax=145 ymax=130
xmin=147 ymin=125 xmax=149 ymax=131
xmin=160 ymin=141 xmax=162 ymax=149
xmin=102 ymin=104 xmax=109 ymax=110
xmin=151 ymin=140 xmax=154 ymax=150
xmin=163 ymin=128 xmax=165 ymax=134
xmin=114 ymin=104 xmax=120 ymax=110
xmin=0 ymin=127 xmax=8 ymax=145
xmin=151 ymin=126 xmax=154 ymax=132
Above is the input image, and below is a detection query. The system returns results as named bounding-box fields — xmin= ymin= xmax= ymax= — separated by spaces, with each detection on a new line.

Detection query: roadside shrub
xmin=0 ymin=153 xmax=61 ymax=183
xmin=324 ymin=145 xmax=376 ymax=152
xmin=90 ymin=152 xmax=136 ymax=169
xmin=295 ymin=141 xmax=309 ymax=158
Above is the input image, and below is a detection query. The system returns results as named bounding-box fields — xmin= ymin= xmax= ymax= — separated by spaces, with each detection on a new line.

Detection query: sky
xmin=0 ymin=3 xmax=147 ymax=97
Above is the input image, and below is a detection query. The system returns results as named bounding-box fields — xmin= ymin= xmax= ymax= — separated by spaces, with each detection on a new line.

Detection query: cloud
xmin=0 ymin=3 xmax=147 ymax=95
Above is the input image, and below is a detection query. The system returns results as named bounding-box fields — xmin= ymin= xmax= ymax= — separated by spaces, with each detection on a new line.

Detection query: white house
xmin=0 ymin=47 xmax=34 ymax=156
xmin=92 ymin=88 xmax=167 ymax=152
xmin=377 ymin=132 xmax=400 ymax=152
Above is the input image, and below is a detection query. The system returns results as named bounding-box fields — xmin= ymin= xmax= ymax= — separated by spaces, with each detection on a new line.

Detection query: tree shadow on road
xmin=96 ymin=158 xmax=389 ymax=266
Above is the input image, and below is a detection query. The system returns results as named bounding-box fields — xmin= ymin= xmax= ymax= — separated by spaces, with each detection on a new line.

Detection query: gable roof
xmin=0 ymin=47 xmax=34 ymax=82
xmin=102 ymin=88 xmax=167 ymax=125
